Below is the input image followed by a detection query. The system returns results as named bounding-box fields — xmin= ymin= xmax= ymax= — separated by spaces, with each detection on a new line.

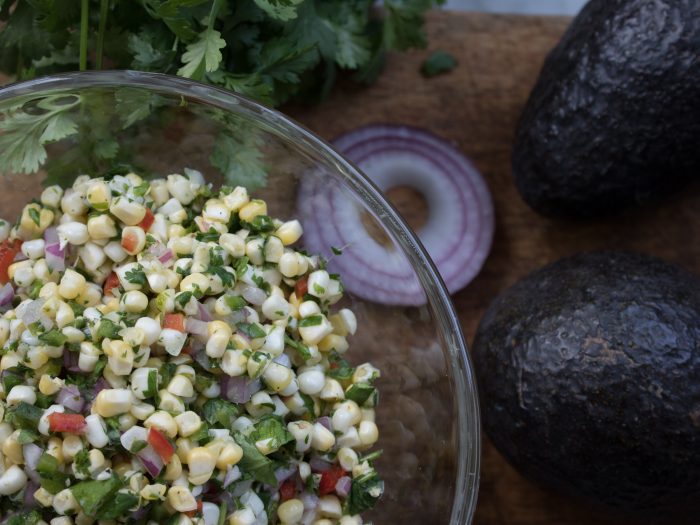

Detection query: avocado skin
xmin=473 ymin=252 xmax=700 ymax=512
xmin=513 ymin=0 xmax=700 ymax=217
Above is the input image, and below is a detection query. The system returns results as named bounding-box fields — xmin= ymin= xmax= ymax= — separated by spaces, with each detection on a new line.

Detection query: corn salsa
xmin=0 ymin=171 xmax=383 ymax=525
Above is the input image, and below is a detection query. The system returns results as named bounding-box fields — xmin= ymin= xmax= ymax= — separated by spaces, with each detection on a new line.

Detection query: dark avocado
xmin=473 ymin=252 xmax=700 ymax=513
xmin=512 ymin=0 xmax=700 ymax=217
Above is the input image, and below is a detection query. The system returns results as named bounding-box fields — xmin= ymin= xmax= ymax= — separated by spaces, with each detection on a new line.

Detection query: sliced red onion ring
xmin=138 ymin=445 xmax=164 ymax=477
xmin=298 ymin=124 xmax=494 ymax=306
xmin=57 ymin=385 xmax=85 ymax=412
xmin=44 ymin=227 xmax=66 ymax=272
xmin=197 ymin=302 xmax=214 ymax=322
xmin=186 ymin=318 xmax=209 ymax=337
xmin=220 ymin=376 xmax=262 ymax=404
xmin=335 ymin=476 xmax=352 ymax=498
xmin=0 ymin=283 xmax=13 ymax=308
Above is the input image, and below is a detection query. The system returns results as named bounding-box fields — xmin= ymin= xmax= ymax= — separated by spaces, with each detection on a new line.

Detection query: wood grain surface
xmin=287 ymin=10 xmax=698 ymax=525
xmin=0 ymin=9 xmax=694 ymax=525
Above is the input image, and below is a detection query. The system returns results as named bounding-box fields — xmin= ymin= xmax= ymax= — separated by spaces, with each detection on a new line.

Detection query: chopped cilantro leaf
xmin=421 ymin=50 xmax=457 ymax=77
xmin=203 ymin=399 xmax=239 ymax=429
xmin=238 ymin=322 xmax=266 ymax=339
xmin=96 ymin=319 xmax=121 ymax=340
xmin=284 ymin=334 xmax=312 ymax=361
xmin=39 ymin=329 xmax=67 ymax=347
xmin=224 ymin=295 xmax=247 ymax=311
xmin=28 ymin=207 xmax=41 ymax=227
xmin=299 ymin=314 xmax=323 ymax=327
xmin=233 ymin=432 xmax=277 ymax=486
xmin=124 ymin=266 xmax=147 ymax=286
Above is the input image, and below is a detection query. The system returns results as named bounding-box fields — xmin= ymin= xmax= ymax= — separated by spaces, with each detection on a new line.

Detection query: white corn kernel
xmin=145 ymin=411 xmax=178 ymax=438
xmin=222 ymin=186 xmax=249 ymax=212
xmin=358 ymin=420 xmax=379 ymax=446
xmin=275 ymin=220 xmax=303 ymax=246
xmin=167 ymin=485 xmax=197 ymax=512
xmin=261 ymin=294 xmax=290 ymax=321
xmin=229 ymin=508 xmax=255 ymax=525
xmin=287 ymin=421 xmax=312 ymax=454
xmin=121 ymin=226 xmax=146 ymax=255
xmin=94 ymin=389 xmax=133 ymax=417
xmin=263 ymin=362 xmax=293 ymax=392
xmin=84 ymin=414 xmax=109 ymax=448
xmin=87 ymin=214 xmax=117 ymax=240
xmin=7 ymin=385 xmax=36 ymax=406
xmin=22 ymin=239 xmax=45 ymax=259
xmin=121 ymin=290 xmax=148 ymax=313
xmin=219 ymin=233 xmax=246 ymax=258
xmin=278 ymin=253 xmax=300 ymax=278
xmin=277 ymin=499 xmax=304 ymax=524
xmin=187 ymin=447 xmax=217 ymax=485
xmin=59 ymin=270 xmax=86 ymax=300
xmin=104 ymin=241 xmax=128 ymax=263
xmin=238 ymin=200 xmax=267 ymax=223
xmin=78 ymin=242 xmax=107 ymax=271
xmin=167 ymin=375 xmax=194 ymax=398
xmin=110 ymin=198 xmax=146 ymax=226
xmin=0 ymin=465 xmax=27 ymax=496
xmin=337 ymin=447 xmax=359 ymax=472
xmin=166 ymin=175 xmax=196 ymax=205
xmin=311 ymin=422 xmax=335 ymax=452
xmin=332 ymin=400 xmax=362 ymax=434
xmin=298 ymin=368 xmax=325 ymax=396
xmin=318 ymin=495 xmax=342 ymax=519
xmin=174 ymin=411 xmax=202 ymax=438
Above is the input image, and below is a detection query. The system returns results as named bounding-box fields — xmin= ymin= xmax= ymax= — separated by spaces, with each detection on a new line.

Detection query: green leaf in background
xmin=178 ymin=27 xmax=226 ymax=80
xmin=253 ymin=0 xmax=303 ymax=22
xmin=211 ymin=127 xmax=268 ymax=190
xmin=0 ymin=94 xmax=80 ymax=174
xmin=421 ymin=49 xmax=457 ymax=77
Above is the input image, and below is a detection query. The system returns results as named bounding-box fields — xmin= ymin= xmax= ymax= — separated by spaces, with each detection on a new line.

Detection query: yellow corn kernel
xmin=238 ymin=200 xmax=267 ymax=223
xmin=216 ymin=442 xmax=243 ymax=470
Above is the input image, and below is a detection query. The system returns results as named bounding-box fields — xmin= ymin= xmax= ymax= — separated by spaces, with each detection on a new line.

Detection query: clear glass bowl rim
xmin=0 ymin=70 xmax=481 ymax=524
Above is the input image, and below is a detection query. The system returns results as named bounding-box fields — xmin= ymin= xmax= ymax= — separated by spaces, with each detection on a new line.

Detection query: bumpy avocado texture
xmin=513 ymin=0 xmax=700 ymax=217
xmin=473 ymin=252 xmax=700 ymax=513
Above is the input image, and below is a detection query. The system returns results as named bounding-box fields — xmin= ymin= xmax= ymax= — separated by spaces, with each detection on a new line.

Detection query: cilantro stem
xmin=95 ymin=0 xmax=109 ymax=70
xmin=79 ymin=0 xmax=89 ymax=71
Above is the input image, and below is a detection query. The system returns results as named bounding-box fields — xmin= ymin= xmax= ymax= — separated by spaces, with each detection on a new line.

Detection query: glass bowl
xmin=0 ymin=71 xmax=480 ymax=524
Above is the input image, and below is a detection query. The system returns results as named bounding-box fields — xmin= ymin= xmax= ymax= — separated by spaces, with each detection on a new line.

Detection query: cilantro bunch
xmin=0 ymin=0 xmax=444 ymax=107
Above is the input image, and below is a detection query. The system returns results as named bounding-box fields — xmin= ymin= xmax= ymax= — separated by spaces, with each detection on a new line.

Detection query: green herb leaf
xmin=421 ymin=50 xmax=457 ymax=77
xmin=17 ymin=428 xmax=39 ymax=444
xmin=73 ymin=449 xmax=91 ymax=476
xmin=70 ymin=476 xmax=123 ymax=517
xmin=124 ymin=266 xmax=147 ymax=286
xmin=284 ymin=334 xmax=312 ymax=361
xmin=224 ymin=295 xmax=246 ymax=311
xmin=6 ymin=402 xmax=43 ymax=430
xmin=6 ymin=511 xmax=42 ymax=525
xmin=233 ymin=432 xmax=277 ymax=486
xmin=238 ymin=322 xmax=266 ymax=339
xmin=37 ymin=452 xmax=69 ymax=494
xmin=345 ymin=382 xmax=376 ymax=406
xmin=96 ymin=491 xmax=139 ymax=519
xmin=347 ymin=470 xmax=384 ymax=515
xmin=203 ymin=398 xmax=239 ymax=429
xmin=96 ymin=318 xmax=121 ymax=340
xmin=39 ymin=329 xmax=67 ymax=347
xmin=299 ymin=314 xmax=323 ymax=327
xmin=28 ymin=207 xmax=41 ymax=226
xmin=249 ymin=414 xmax=293 ymax=453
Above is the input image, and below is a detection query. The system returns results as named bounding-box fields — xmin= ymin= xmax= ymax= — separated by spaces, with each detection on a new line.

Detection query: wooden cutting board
xmin=288 ymin=10 xmax=699 ymax=525
xmin=0 ymin=10 xmax=692 ymax=525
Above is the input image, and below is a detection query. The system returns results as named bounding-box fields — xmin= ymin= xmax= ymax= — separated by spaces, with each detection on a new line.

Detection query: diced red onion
xmin=231 ymin=479 xmax=254 ymax=498
xmin=192 ymin=348 xmax=214 ymax=372
xmin=301 ymin=509 xmax=317 ymax=525
xmin=220 ymin=376 xmax=262 ymax=404
xmin=197 ymin=302 xmax=214 ymax=322
xmin=44 ymin=228 xmax=66 ymax=272
xmin=309 ymin=456 xmax=333 ymax=472
xmin=186 ymin=318 xmax=209 ymax=337
xmin=13 ymin=251 xmax=27 ymax=262
xmin=23 ymin=480 xmax=38 ymax=508
xmin=158 ymin=249 xmax=174 ymax=264
xmin=298 ymin=124 xmax=495 ymax=306
xmin=273 ymin=353 xmax=291 ymax=369
xmin=300 ymin=492 xmax=319 ymax=510
xmin=57 ymin=385 xmax=85 ymax=412
xmin=63 ymin=350 xmax=82 ymax=374
xmin=24 ymin=466 xmax=40 ymax=486
xmin=138 ymin=445 xmax=164 ymax=477
xmin=131 ymin=507 xmax=148 ymax=521
xmin=0 ymin=283 xmax=13 ymax=308
xmin=335 ymin=476 xmax=352 ymax=498
xmin=316 ymin=416 xmax=332 ymax=432
xmin=23 ymin=443 xmax=42 ymax=471
xmin=242 ymin=285 xmax=266 ymax=306
xmin=16 ymin=299 xmax=45 ymax=327
xmin=275 ymin=465 xmax=297 ymax=485
xmin=92 ymin=377 xmax=109 ymax=397
xmin=223 ymin=466 xmax=242 ymax=488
